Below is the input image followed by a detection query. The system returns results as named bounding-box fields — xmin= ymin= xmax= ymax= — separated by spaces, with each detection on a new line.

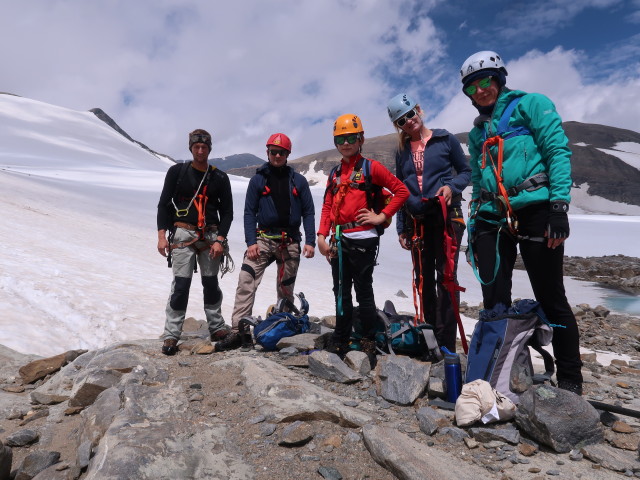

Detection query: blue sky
xmin=1 ymin=0 xmax=638 ymax=160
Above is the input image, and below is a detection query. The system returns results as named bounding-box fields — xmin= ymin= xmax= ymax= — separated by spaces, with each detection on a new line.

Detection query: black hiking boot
xmin=161 ymin=338 xmax=179 ymax=356
xmin=557 ymin=380 xmax=583 ymax=396
xmin=240 ymin=332 xmax=254 ymax=352
xmin=214 ymin=331 xmax=241 ymax=352
xmin=325 ymin=337 xmax=349 ymax=359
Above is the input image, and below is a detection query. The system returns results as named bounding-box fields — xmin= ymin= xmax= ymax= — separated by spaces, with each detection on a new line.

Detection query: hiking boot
xmin=214 ymin=332 xmax=241 ymax=352
xmin=360 ymin=338 xmax=378 ymax=369
xmin=325 ymin=337 xmax=349 ymax=358
xmin=210 ymin=327 xmax=231 ymax=342
xmin=240 ymin=333 xmax=254 ymax=352
xmin=557 ymin=380 xmax=583 ymax=396
xmin=161 ymin=338 xmax=179 ymax=356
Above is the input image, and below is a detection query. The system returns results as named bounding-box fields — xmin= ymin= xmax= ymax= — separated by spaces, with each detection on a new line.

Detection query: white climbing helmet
xmin=460 ymin=51 xmax=508 ymax=83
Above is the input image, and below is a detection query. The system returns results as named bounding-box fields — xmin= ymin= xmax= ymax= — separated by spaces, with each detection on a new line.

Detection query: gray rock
xmin=317 ymin=465 xmax=343 ymax=480
xmin=581 ymin=443 xmax=638 ymax=472
xmin=5 ymin=428 xmax=39 ymax=447
xmin=438 ymin=426 xmax=469 ymax=443
xmin=82 ymin=382 xmax=253 ymax=480
xmin=276 ymin=333 xmax=324 ymax=351
xmin=0 ymin=440 xmax=11 ymax=480
xmin=15 ymin=450 xmax=60 ymax=480
xmin=278 ymin=347 xmax=298 ymax=356
xmin=77 ymin=440 xmax=92 ymax=469
xmin=469 ymin=426 xmax=520 ymax=445
xmin=308 ymin=351 xmax=362 ymax=384
xmin=362 ymin=424 xmax=490 ymax=479
xmin=427 ymin=377 xmax=446 ymax=398
xmin=217 ymin=356 xmax=373 ymax=427
xmin=68 ymin=369 xmax=123 ymax=407
xmin=515 ymin=385 xmax=603 ymax=453
xmin=278 ymin=421 xmax=314 ymax=447
xmin=416 ymin=407 xmax=449 ymax=436
xmin=344 ymin=350 xmax=371 ymax=376
xmin=259 ymin=423 xmax=277 ymax=437
xmin=376 ymin=355 xmax=431 ymax=405
xmin=29 ymin=391 xmax=69 ymax=405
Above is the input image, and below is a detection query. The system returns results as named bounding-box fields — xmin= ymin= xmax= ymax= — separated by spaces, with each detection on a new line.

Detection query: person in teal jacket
xmin=460 ymin=51 xmax=583 ymax=395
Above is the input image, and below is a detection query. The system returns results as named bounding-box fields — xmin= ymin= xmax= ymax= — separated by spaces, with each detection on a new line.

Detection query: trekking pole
xmin=588 ymin=400 xmax=640 ymax=419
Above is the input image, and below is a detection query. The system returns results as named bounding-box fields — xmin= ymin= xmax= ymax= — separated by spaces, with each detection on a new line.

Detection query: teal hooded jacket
xmin=468 ymin=88 xmax=572 ymax=224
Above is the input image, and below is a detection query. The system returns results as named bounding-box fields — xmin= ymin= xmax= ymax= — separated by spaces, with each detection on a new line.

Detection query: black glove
xmin=547 ymin=201 xmax=570 ymax=239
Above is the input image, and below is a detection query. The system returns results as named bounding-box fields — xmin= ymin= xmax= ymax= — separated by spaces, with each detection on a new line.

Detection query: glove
xmin=547 ymin=201 xmax=570 ymax=239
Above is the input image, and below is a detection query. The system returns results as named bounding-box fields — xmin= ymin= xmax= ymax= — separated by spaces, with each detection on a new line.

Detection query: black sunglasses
xmin=269 ymin=149 xmax=289 ymax=157
xmin=396 ymin=109 xmax=418 ymax=127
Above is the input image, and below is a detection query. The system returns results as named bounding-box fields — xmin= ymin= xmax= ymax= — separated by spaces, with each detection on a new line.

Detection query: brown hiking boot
xmin=161 ymin=338 xmax=179 ymax=356
xmin=210 ymin=327 xmax=231 ymax=342
xmin=360 ymin=338 xmax=378 ymax=368
xmin=214 ymin=332 xmax=241 ymax=352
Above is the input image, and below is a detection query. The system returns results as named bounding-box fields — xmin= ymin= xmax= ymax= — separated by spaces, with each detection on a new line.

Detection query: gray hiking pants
xmin=163 ymin=227 xmax=226 ymax=340
xmin=231 ymin=237 xmax=301 ymax=329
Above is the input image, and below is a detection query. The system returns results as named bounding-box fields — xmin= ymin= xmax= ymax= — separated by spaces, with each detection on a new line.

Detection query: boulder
xmin=362 ymin=424 xmax=489 ymax=479
xmin=308 ymin=351 xmax=362 ymax=384
xmin=18 ymin=350 xmax=87 ymax=384
xmin=375 ymin=355 xmax=431 ymax=405
xmin=515 ymin=385 xmax=604 ymax=453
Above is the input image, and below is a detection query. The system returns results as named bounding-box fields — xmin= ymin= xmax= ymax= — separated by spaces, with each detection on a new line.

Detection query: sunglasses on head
xmin=396 ymin=108 xmax=417 ymax=127
xmin=190 ymin=133 xmax=211 ymax=144
xmin=464 ymin=77 xmax=493 ymax=96
xmin=269 ymin=149 xmax=288 ymax=157
xmin=334 ymin=134 xmax=360 ymax=145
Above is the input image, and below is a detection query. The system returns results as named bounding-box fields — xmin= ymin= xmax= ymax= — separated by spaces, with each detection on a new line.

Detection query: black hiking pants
xmin=330 ymin=236 xmax=379 ymax=345
xmin=473 ymin=202 xmax=583 ymax=385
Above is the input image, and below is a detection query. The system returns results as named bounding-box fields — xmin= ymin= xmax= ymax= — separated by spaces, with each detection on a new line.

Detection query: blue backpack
xmin=466 ymin=299 xmax=554 ymax=403
xmin=239 ymin=293 xmax=310 ymax=351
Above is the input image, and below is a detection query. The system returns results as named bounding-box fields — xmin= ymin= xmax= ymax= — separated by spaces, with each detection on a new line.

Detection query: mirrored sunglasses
xmin=334 ymin=134 xmax=359 ymax=145
xmin=396 ymin=109 xmax=417 ymax=127
xmin=464 ymin=77 xmax=493 ymax=96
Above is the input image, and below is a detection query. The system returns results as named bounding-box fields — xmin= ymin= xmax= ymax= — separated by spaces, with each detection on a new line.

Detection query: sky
xmin=1 ymin=93 xmax=639 ymax=361
xmin=1 ymin=0 xmax=639 ymax=161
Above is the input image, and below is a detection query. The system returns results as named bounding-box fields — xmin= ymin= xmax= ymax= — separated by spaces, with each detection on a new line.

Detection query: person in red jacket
xmin=317 ymin=114 xmax=409 ymax=358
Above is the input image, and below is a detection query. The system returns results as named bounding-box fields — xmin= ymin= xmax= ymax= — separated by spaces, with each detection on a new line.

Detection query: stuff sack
xmin=465 ymin=299 xmax=554 ymax=404
xmin=241 ymin=292 xmax=310 ymax=351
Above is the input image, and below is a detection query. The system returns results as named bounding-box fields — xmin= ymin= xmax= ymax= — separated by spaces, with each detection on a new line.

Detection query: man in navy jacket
xmin=216 ymin=133 xmax=315 ymax=351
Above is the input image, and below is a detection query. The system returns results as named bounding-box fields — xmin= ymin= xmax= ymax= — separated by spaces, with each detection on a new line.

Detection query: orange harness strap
xmin=482 ymin=136 xmax=518 ymax=234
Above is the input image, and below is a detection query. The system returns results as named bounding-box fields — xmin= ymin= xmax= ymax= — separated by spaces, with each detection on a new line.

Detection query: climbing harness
xmin=467 ymin=95 xmax=549 ymax=285
xmin=256 ymin=229 xmax=297 ymax=299
xmin=436 ymin=196 xmax=468 ymax=354
xmin=408 ymin=197 xmax=468 ymax=354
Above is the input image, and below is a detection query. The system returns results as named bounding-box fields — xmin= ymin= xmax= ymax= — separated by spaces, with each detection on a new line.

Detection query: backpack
xmin=326 ymin=157 xmax=393 ymax=234
xmin=239 ymin=293 xmax=310 ymax=351
xmin=465 ymin=299 xmax=554 ymax=404
xmin=350 ymin=301 xmax=442 ymax=361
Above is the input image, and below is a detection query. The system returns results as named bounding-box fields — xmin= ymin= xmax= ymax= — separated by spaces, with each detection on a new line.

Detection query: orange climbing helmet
xmin=333 ymin=114 xmax=364 ymax=136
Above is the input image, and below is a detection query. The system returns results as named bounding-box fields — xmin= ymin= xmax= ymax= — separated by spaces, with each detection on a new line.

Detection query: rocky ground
xmin=1 ymin=256 xmax=639 ymax=479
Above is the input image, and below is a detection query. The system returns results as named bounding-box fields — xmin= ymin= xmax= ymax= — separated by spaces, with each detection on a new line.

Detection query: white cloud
xmin=0 ymin=0 xmax=443 ymax=160
xmin=0 ymin=1 xmax=637 ymax=162
xmin=430 ymin=48 xmax=640 ymax=136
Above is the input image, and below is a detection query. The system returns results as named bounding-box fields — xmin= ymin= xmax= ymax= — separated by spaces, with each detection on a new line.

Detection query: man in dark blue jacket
xmin=216 ymin=133 xmax=315 ymax=351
